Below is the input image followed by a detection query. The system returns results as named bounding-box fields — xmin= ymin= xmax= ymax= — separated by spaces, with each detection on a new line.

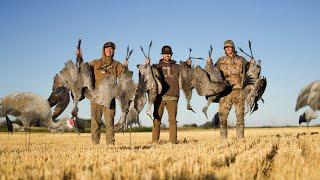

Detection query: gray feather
xmin=89 ymin=76 xmax=117 ymax=107
xmin=192 ymin=66 xmax=229 ymax=96
xmin=137 ymin=64 xmax=162 ymax=118
xmin=295 ymin=80 xmax=320 ymax=111
xmin=299 ymin=108 xmax=318 ymax=125
xmin=114 ymin=68 xmax=148 ymax=132
xmin=246 ymin=77 xmax=267 ymax=114
xmin=0 ymin=92 xmax=65 ymax=131
xmin=179 ymin=61 xmax=195 ymax=112
xmin=204 ymin=63 xmax=223 ymax=82
xmin=244 ymin=60 xmax=266 ymax=114
xmin=115 ymin=70 xmax=137 ymax=130
xmin=58 ymin=60 xmax=93 ymax=116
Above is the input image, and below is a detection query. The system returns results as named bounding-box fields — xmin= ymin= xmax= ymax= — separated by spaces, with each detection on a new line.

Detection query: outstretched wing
xmin=204 ymin=63 xmax=223 ymax=82
xmin=58 ymin=60 xmax=82 ymax=100
xmin=59 ymin=60 xmax=78 ymax=86
xmin=295 ymin=80 xmax=320 ymax=111
xmin=89 ymin=76 xmax=117 ymax=107
xmin=80 ymin=62 xmax=93 ymax=91
xmin=193 ymin=66 xmax=229 ymax=96
xmin=58 ymin=60 xmax=94 ymax=118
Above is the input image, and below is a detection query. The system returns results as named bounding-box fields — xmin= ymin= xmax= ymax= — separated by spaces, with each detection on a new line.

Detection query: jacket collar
xmin=159 ymin=59 xmax=176 ymax=64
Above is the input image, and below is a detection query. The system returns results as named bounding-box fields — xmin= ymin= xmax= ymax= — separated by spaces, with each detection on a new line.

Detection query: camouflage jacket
xmin=216 ymin=55 xmax=247 ymax=89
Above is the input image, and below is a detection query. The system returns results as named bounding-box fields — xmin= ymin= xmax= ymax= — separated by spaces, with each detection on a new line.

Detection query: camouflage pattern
xmin=224 ymin=40 xmax=235 ymax=48
xmin=218 ymin=89 xmax=245 ymax=137
xmin=216 ymin=55 xmax=247 ymax=89
xmin=216 ymin=47 xmax=247 ymax=138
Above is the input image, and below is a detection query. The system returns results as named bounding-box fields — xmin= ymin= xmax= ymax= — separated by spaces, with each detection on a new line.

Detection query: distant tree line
xmin=1 ymin=118 xmax=274 ymax=132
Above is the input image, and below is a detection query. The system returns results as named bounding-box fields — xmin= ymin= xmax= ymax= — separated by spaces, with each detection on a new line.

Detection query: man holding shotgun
xmin=145 ymin=45 xmax=192 ymax=144
xmin=207 ymin=40 xmax=253 ymax=138
xmin=76 ymin=41 xmax=129 ymax=145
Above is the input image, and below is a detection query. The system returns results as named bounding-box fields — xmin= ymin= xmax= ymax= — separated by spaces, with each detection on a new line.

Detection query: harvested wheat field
xmin=1 ymin=127 xmax=320 ymax=179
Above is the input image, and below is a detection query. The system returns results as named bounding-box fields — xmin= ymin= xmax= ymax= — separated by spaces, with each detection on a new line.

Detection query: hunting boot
xmin=236 ymin=124 xmax=244 ymax=138
xmin=152 ymin=120 xmax=161 ymax=143
xmin=220 ymin=125 xmax=227 ymax=138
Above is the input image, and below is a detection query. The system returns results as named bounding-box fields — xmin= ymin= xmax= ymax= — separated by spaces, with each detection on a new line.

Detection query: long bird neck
xmin=46 ymin=117 xmax=65 ymax=130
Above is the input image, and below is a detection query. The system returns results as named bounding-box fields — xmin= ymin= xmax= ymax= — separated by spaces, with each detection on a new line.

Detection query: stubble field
xmin=1 ymin=127 xmax=320 ymax=179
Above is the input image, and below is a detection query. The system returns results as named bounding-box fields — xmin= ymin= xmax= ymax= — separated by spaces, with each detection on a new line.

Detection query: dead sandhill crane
xmin=296 ymin=80 xmax=320 ymax=126
xmin=238 ymin=41 xmax=267 ymax=115
xmin=179 ymin=61 xmax=195 ymax=112
xmin=179 ymin=61 xmax=230 ymax=117
xmin=0 ymin=92 xmax=65 ymax=131
xmin=244 ymin=60 xmax=267 ymax=114
xmin=114 ymin=66 xmax=149 ymax=132
xmin=192 ymin=65 xmax=229 ymax=117
xmin=58 ymin=60 xmax=93 ymax=118
xmin=87 ymin=75 xmax=117 ymax=107
xmin=114 ymin=70 xmax=137 ymax=131
xmin=138 ymin=41 xmax=163 ymax=119
xmin=0 ymin=92 xmax=66 ymax=148
xmin=94 ymin=68 xmax=148 ymax=133
xmin=136 ymin=64 xmax=162 ymax=119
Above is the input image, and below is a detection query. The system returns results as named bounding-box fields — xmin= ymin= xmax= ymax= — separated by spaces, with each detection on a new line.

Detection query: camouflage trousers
xmin=91 ymin=99 xmax=116 ymax=145
xmin=152 ymin=97 xmax=178 ymax=144
xmin=218 ymin=89 xmax=245 ymax=134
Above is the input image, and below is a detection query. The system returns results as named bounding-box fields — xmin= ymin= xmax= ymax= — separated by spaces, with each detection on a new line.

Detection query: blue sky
xmin=0 ymin=0 xmax=319 ymax=127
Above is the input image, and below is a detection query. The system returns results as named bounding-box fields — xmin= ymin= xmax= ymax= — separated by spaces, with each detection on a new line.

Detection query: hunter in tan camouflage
xmin=213 ymin=40 xmax=248 ymax=138
xmin=76 ymin=41 xmax=128 ymax=145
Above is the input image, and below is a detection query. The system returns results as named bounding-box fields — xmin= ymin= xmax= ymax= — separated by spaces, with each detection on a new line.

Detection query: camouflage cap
xmin=161 ymin=45 xmax=173 ymax=54
xmin=103 ymin=41 xmax=116 ymax=49
xmin=224 ymin=40 xmax=234 ymax=49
